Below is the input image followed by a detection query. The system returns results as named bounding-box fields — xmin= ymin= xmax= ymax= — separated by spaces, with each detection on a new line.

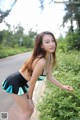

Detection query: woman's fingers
xmin=28 ymin=99 xmax=34 ymax=109
xmin=63 ymin=85 xmax=74 ymax=91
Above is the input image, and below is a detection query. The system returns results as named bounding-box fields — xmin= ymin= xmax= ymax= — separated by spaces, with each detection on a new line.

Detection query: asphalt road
xmin=0 ymin=52 xmax=32 ymax=112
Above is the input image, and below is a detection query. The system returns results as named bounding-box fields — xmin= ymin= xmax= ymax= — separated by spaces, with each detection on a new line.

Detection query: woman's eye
xmin=46 ymin=41 xmax=49 ymax=43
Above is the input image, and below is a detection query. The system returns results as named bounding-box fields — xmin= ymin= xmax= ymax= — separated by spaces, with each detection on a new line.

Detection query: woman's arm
xmin=47 ymin=63 xmax=73 ymax=91
xmin=28 ymin=58 xmax=46 ymax=99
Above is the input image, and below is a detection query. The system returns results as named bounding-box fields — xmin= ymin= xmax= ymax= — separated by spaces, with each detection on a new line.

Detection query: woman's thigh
xmin=11 ymin=93 xmax=33 ymax=112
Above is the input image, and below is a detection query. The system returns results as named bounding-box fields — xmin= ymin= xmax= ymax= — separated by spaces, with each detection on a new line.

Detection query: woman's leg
xmin=10 ymin=93 xmax=34 ymax=120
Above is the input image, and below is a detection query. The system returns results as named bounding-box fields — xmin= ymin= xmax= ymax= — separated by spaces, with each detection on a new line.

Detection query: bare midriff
xmin=19 ymin=68 xmax=31 ymax=81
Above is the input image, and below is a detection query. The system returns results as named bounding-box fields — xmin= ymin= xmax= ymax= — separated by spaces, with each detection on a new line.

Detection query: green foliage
xmin=63 ymin=0 xmax=80 ymax=32
xmin=0 ymin=29 xmax=18 ymax=47
xmin=57 ymin=32 xmax=80 ymax=51
xmin=56 ymin=51 xmax=80 ymax=75
xmin=57 ymin=36 xmax=67 ymax=52
xmin=0 ymin=26 xmax=37 ymax=58
xmin=65 ymin=32 xmax=80 ymax=50
xmin=23 ymin=35 xmax=34 ymax=48
xmin=0 ymin=46 xmax=32 ymax=58
xmin=38 ymin=50 xmax=80 ymax=120
xmin=0 ymin=26 xmax=37 ymax=48
xmin=0 ymin=30 xmax=4 ymax=44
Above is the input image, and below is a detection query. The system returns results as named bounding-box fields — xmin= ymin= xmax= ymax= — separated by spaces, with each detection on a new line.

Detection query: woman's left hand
xmin=62 ymin=85 xmax=74 ymax=91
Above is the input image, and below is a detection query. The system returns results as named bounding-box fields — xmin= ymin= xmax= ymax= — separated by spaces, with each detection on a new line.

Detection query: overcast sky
xmin=0 ymin=0 xmax=67 ymax=38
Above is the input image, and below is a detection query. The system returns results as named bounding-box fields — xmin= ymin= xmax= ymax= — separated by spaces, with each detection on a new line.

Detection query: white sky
xmin=0 ymin=0 xmax=67 ymax=38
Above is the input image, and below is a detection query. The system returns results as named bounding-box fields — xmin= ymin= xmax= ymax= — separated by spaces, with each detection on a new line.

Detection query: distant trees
xmin=0 ymin=23 xmax=37 ymax=48
xmin=0 ymin=0 xmax=80 ymax=50
xmin=62 ymin=0 xmax=80 ymax=50
xmin=39 ymin=0 xmax=80 ymax=32
xmin=1 ymin=0 xmax=80 ymax=32
xmin=63 ymin=0 xmax=80 ymax=32
xmin=39 ymin=0 xmax=80 ymax=50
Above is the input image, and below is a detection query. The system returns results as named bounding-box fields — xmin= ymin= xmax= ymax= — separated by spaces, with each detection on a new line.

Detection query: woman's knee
xmin=31 ymin=107 xmax=34 ymax=114
xmin=28 ymin=107 xmax=34 ymax=115
xmin=22 ymin=107 xmax=34 ymax=117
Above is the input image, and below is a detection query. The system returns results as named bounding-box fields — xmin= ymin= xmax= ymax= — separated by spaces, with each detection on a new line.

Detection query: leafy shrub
xmin=0 ymin=46 xmax=32 ymax=58
xmin=57 ymin=32 xmax=80 ymax=51
xmin=65 ymin=32 xmax=80 ymax=50
xmin=38 ymin=51 xmax=80 ymax=120
xmin=57 ymin=36 xmax=67 ymax=52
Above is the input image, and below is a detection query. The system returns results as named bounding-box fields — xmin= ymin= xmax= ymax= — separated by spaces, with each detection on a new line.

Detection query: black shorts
xmin=2 ymin=71 xmax=29 ymax=96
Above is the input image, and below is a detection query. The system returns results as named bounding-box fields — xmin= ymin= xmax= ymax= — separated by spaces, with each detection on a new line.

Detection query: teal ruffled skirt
xmin=2 ymin=71 xmax=29 ymax=96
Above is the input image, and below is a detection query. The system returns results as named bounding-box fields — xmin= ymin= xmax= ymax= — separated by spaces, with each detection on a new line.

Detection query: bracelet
xmin=27 ymin=94 xmax=32 ymax=99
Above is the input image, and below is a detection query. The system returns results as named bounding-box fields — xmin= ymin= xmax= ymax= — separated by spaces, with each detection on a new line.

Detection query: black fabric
xmin=2 ymin=71 xmax=29 ymax=95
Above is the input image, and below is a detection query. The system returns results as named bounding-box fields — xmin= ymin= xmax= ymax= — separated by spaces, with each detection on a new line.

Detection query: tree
xmin=0 ymin=0 xmax=17 ymax=23
xmin=0 ymin=31 xmax=4 ymax=44
xmin=39 ymin=0 xmax=80 ymax=32
xmin=28 ymin=28 xmax=37 ymax=38
xmin=65 ymin=31 xmax=80 ymax=50
xmin=63 ymin=0 xmax=80 ymax=32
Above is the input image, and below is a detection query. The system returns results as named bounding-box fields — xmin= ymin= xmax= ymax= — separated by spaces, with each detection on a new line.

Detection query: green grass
xmin=0 ymin=46 xmax=32 ymax=58
xmin=38 ymin=50 xmax=80 ymax=120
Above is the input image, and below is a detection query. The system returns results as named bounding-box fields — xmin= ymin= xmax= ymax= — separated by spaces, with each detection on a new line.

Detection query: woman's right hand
xmin=28 ymin=99 xmax=34 ymax=109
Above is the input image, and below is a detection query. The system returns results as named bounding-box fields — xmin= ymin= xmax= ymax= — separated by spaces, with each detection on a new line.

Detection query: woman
xmin=2 ymin=31 xmax=73 ymax=120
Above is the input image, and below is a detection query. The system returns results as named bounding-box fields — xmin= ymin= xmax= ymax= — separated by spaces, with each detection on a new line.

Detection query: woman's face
xmin=41 ymin=34 xmax=56 ymax=53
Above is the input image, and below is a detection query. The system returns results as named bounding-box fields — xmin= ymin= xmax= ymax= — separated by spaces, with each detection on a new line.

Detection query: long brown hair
xmin=21 ymin=31 xmax=57 ymax=75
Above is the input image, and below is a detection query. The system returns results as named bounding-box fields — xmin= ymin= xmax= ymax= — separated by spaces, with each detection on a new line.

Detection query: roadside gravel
xmin=31 ymin=80 xmax=46 ymax=120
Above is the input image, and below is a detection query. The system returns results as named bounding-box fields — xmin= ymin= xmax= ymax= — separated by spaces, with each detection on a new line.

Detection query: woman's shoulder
xmin=32 ymin=57 xmax=46 ymax=70
xmin=37 ymin=58 xmax=46 ymax=65
xmin=36 ymin=57 xmax=46 ymax=63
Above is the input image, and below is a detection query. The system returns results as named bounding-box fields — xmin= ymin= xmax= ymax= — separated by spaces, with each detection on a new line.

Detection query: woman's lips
xmin=50 ymin=47 xmax=55 ymax=49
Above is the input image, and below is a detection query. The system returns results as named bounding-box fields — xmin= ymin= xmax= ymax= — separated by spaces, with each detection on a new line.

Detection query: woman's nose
xmin=50 ymin=42 xmax=55 ymax=46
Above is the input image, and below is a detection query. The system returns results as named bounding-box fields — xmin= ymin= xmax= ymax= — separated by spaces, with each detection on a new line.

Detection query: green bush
xmin=0 ymin=46 xmax=32 ymax=58
xmin=38 ymin=50 xmax=80 ymax=120
xmin=65 ymin=32 xmax=80 ymax=51
xmin=57 ymin=36 xmax=67 ymax=52
xmin=57 ymin=32 xmax=80 ymax=51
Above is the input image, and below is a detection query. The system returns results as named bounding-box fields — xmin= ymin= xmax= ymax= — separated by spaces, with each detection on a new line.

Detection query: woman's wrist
xmin=60 ymin=85 xmax=64 ymax=89
xmin=27 ymin=94 xmax=32 ymax=99
xmin=28 ymin=98 xmax=32 ymax=99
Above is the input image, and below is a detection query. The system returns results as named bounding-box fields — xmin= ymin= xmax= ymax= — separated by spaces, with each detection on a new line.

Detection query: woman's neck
xmin=45 ymin=52 xmax=50 ymax=60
